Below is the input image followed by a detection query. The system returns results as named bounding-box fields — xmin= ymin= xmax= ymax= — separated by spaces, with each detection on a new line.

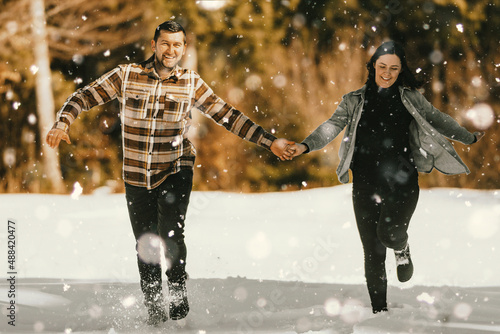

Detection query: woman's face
xmin=374 ymin=54 xmax=402 ymax=88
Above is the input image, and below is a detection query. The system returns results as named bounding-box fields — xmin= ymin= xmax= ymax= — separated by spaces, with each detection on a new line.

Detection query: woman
xmin=289 ymin=41 xmax=484 ymax=313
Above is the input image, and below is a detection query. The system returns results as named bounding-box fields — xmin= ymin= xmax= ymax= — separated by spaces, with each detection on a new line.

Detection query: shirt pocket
xmin=164 ymin=94 xmax=190 ymax=123
xmin=124 ymin=89 xmax=150 ymax=119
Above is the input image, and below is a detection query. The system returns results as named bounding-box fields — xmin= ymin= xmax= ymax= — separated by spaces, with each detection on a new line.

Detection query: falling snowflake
xmin=471 ymin=76 xmax=482 ymax=87
xmin=372 ymin=193 xmax=382 ymax=204
xmin=465 ymin=103 xmax=495 ymax=130
xmin=137 ymin=233 xmax=162 ymax=264
xmin=30 ymin=65 xmax=39 ymax=75
xmin=28 ymin=114 xmax=37 ymax=125
xmin=172 ymin=136 xmax=181 ymax=147
xmin=429 ymin=50 xmax=443 ymax=64
xmin=416 ymin=292 xmax=435 ymax=304
xmin=72 ymin=54 xmax=84 ymax=65
xmin=467 ymin=209 xmax=499 ymax=239
xmin=273 ymin=74 xmax=287 ymax=88
xmin=196 ymin=0 xmax=227 ymax=11
xmin=34 ymin=321 xmax=45 ymax=332
xmin=245 ymin=74 xmax=262 ymax=91
xmin=454 ymin=302 xmax=472 ymax=319
xmin=71 ymin=182 xmax=83 ymax=200
xmin=121 ymin=295 xmax=137 ymax=308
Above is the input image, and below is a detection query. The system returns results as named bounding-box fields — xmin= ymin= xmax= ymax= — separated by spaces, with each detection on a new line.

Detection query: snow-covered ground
xmin=0 ymin=184 xmax=499 ymax=333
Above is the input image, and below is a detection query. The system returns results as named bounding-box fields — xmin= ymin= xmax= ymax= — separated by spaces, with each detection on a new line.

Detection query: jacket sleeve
xmin=302 ymin=94 xmax=351 ymax=152
xmin=414 ymin=92 xmax=475 ymax=145
xmin=52 ymin=67 xmax=123 ymax=132
xmin=192 ymin=74 xmax=276 ymax=150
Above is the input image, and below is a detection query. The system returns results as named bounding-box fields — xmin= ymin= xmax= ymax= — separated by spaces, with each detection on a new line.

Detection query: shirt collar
xmin=169 ymin=66 xmax=183 ymax=81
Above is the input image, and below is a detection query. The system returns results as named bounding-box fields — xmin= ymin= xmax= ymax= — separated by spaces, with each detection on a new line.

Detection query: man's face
xmin=151 ymin=31 xmax=186 ymax=72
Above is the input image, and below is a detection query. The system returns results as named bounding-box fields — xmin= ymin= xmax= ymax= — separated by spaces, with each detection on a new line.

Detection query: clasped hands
xmin=47 ymin=128 xmax=305 ymax=161
xmin=270 ymin=138 xmax=308 ymax=161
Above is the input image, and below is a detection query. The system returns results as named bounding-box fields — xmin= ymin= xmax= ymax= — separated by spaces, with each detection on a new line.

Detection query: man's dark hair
xmin=365 ymin=41 xmax=422 ymax=89
xmin=154 ymin=21 xmax=186 ymax=43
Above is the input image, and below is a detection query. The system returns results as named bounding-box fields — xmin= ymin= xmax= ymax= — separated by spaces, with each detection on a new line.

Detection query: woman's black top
xmin=351 ymin=84 xmax=418 ymax=189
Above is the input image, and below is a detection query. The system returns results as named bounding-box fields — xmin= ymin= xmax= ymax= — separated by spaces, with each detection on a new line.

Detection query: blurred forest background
xmin=0 ymin=0 xmax=498 ymax=194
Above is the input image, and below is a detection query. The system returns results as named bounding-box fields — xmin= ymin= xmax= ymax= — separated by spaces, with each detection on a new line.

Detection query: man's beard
xmin=155 ymin=54 xmax=176 ymax=71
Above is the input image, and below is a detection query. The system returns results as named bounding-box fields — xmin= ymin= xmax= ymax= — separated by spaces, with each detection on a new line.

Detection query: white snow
xmin=0 ymin=184 xmax=499 ymax=333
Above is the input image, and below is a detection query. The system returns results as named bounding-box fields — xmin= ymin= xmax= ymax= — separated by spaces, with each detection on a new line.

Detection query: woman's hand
xmin=288 ymin=143 xmax=308 ymax=159
xmin=473 ymin=131 xmax=485 ymax=143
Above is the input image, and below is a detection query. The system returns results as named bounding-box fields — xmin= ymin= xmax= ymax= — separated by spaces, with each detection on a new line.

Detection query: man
xmin=46 ymin=21 xmax=294 ymax=325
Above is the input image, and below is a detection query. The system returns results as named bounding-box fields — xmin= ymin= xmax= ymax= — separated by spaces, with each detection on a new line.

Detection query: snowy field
xmin=0 ymin=184 xmax=499 ymax=333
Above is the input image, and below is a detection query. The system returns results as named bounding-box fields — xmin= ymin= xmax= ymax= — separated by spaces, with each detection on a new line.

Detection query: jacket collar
xmin=352 ymin=85 xmax=367 ymax=96
xmin=399 ymin=85 xmax=412 ymax=93
xmin=352 ymin=85 xmax=411 ymax=96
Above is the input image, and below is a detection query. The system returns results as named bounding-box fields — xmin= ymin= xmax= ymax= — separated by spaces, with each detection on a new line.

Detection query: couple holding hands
xmin=46 ymin=20 xmax=484 ymax=323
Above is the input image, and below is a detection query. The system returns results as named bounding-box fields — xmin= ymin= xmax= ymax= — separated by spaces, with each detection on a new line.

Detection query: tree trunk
xmin=183 ymin=32 xmax=203 ymax=149
xmin=31 ymin=0 xmax=65 ymax=193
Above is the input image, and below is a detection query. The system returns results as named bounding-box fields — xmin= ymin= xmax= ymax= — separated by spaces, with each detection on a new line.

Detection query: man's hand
xmin=271 ymin=138 xmax=296 ymax=161
xmin=46 ymin=129 xmax=71 ymax=149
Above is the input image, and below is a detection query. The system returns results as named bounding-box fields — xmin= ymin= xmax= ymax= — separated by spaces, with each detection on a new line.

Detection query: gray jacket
xmin=303 ymin=85 xmax=476 ymax=184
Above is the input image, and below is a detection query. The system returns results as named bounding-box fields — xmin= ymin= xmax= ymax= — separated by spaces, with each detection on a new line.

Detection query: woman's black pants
xmin=125 ymin=170 xmax=193 ymax=303
xmin=352 ymin=183 xmax=419 ymax=312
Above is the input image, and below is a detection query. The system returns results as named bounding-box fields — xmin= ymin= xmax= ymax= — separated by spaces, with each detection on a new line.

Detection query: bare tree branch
xmin=0 ymin=0 xmax=147 ymax=60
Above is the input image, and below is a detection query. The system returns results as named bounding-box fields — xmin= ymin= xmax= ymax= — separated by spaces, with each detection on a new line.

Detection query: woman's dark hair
xmin=154 ymin=21 xmax=186 ymax=43
xmin=365 ymin=41 xmax=422 ymax=89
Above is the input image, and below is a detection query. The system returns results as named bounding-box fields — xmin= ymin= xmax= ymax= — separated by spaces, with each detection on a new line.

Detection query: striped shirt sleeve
xmin=53 ymin=67 xmax=123 ymax=132
xmin=192 ymin=75 xmax=276 ymax=150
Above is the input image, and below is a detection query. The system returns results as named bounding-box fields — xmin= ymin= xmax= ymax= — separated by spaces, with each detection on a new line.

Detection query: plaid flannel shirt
xmin=53 ymin=56 xmax=277 ymax=189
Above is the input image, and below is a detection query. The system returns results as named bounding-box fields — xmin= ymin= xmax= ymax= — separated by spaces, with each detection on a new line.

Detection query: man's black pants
xmin=125 ymin=170 xmax=193 ymax=303
xmin=352 ymin=183 xmax=419 ymax=311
